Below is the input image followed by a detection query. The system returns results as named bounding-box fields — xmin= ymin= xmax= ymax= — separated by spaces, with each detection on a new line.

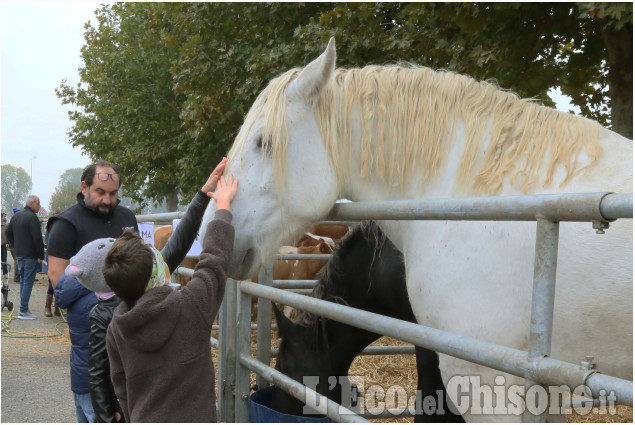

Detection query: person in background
xmin=1 ymin=212 xmax=8 ymax=277
xmin=54 ymin=271 xmax=97 ymax=422
xmin=67 ymin=159 xmax=228 ymax=422
xmin=47 ymin=160 xmax=138 ymax=289
xmin=48 ymin=160 xmax=137 ymax=422
xmin=5 ymin=196 xmax=44 ymax=319
xmin=9 ymin=208 xmax=21 ymax=282
xmin=44 ymin=211 xmax=62 ymax=317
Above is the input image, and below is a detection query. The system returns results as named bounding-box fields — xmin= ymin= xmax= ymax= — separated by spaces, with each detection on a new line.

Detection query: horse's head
xmin=203 ymin=39 xmax=339 ymax=279
xmin=272 ymin=305 xmax=340 ymax=416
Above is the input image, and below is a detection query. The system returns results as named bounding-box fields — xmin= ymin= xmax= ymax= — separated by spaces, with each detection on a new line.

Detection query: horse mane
xmin=228 ymin=68 xmax=301 ymax=188
xmin=230 ymin=64 xmax=603 ymax=195
xmin=293 ymin=222 xmax=386 ymax=349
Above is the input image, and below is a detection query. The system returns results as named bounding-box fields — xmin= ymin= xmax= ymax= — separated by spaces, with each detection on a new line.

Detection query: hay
xmin=215 ymin=327 xmax=632 ymax=423
xmin=349 ymin=337 xmax=416 ymax=423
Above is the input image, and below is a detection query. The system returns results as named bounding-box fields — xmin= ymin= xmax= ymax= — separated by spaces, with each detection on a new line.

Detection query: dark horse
xmin=272 ymin=221 xmax=463 ymax=422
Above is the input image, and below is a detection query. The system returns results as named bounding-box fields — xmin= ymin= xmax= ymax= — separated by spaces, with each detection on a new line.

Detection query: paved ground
xmin=1 ymin=269 xmax=76 ymax=423
xmin=1 ymin=264 xmax=632 ymax=423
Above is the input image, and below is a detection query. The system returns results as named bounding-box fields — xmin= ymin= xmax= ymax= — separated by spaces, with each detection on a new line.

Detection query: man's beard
xmin=94 ymin=205 xmax=115 ymax=216
xmin=85 ymin=195 xmax=115 ymax=217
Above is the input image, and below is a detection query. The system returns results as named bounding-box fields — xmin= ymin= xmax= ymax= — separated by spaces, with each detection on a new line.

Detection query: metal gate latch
xmin=592 ymin=221 xmax=610 ymax=234
xmin=581 ymin=355 xmax=596 ymax=370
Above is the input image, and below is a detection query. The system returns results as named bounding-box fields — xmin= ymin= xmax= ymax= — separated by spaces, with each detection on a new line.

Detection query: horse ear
xmin=273 ymin=303 xmax=295 ymax=339
xmin=290 ymin=37 xmax=336 ymax=103
xmin=318 ymin=241 xmax=332 ymax=254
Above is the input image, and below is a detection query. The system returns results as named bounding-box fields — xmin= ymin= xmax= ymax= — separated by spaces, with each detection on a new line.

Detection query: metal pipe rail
xmin=138 ymin=195 xmax=633 ymax=422
xmin=213 ymin=323 xmax=277 ymax=331
xmin=174 ymin=266 xmax=194 ymax=277
xmin=240 ymin=354 xmax=367 ymax=422
xmin=240 ymin=354 xmax=599 ymax=422
xmin=136 ymin=211 xmax=185 ymax=223
xmin=275 ymin=254 xmax=333 ymax=260
xmin=273 ymin=279 xmax=318 ymax=289
xmin=270 ymin=345 xmax=416 ymax=358
xmin=327 ymin=192 xmax=632 ymax=222
xmin=239 ymin=281 xmax=634 ymax=406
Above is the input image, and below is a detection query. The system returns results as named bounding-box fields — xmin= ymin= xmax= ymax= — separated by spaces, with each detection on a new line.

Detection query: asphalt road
xmin=1 ymin=269 xmax=76 ymax=423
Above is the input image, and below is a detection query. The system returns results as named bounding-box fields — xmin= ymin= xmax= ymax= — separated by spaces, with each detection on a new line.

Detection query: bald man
xmin=6 ymin=195 xmax=44 ymax=319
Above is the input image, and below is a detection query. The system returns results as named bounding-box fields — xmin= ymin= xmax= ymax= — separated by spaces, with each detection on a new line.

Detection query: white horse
xmin=202 ymin=38 xmax=632 ymax=421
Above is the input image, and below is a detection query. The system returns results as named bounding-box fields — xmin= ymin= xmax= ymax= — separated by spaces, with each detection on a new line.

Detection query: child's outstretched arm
xmin=208 ymin=174 xmax=238 ymax=212
xmin=160 ymin=158 xmax=229 ymax=271
xmin=184 ymin=173 xmax=238 ymax=328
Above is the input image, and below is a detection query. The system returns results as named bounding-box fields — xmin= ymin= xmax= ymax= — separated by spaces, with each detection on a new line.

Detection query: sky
xmin=1 ymin=1 xmax=105 ymax=211
xmin=1 ymin=2 xmax=581 ymax=212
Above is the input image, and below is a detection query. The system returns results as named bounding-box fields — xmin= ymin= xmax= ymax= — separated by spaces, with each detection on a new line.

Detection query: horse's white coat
xmin=202 ymin=39 xmax=633 ymax=422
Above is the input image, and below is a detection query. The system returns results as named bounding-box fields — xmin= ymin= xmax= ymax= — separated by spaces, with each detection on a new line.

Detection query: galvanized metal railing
xmin=138 ymin=192 xmax=632 ymax=422
xmin=223 ymin=192 xmax=632 ymax=423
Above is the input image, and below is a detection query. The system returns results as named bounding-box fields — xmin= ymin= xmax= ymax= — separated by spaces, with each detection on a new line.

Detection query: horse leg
xmin=414 ymin=347 xmax=464 ymax=423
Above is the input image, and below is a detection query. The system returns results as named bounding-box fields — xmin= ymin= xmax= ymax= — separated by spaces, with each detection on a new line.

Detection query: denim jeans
xmin=74 ymin=392 xmax=96 ymax=423
xmin=17 ymin=257 xmax=38 ymax=314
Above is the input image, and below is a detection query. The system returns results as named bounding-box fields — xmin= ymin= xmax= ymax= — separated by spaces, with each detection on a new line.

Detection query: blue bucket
xmin=248 ymin=385 xmax=332 ymax=423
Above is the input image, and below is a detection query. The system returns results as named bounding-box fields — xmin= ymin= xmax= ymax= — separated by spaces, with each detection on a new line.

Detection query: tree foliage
xmin=58 ymin=2 xmax=632 ymax=208
xmin=58 ymin=168 xmax=84 ymax=187
xmin=56 ymin=3 xmax=187 ymax=210
xmin=48 ymin=168 xmax=83 ymax=214
xmin=1 ymin=165 xmax=31 ymax=215
xmin=260 ymin=3 xmax=632 ymax=133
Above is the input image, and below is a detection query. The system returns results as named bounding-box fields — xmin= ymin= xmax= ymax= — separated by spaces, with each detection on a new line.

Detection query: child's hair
xmin=102 ymin=229 xmax=154 ymax=307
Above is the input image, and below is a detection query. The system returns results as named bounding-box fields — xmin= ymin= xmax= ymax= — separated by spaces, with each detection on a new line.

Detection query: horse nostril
xmin=243 ymin=248 xmax=255 ymax=268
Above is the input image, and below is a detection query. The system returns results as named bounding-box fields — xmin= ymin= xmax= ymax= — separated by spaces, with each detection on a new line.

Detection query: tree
xmin=58 ymin=3 xmax=631 ymax=213
xmin=284 ymin=3 xmax=632 ymax=136
xmin=1 ymin=165 xmax=30 ymax=216
xmin=161 ymin=3 xmax=631 ymax=141
xmin=582 ymin=3 xmax=633 ymax=138
xmin=154 ymin=2 xmax=336 ymax=155
xmin=56 ymin=3 xmax=189 ymax=211
xmin=57 ymin=3 xmax=336 ymax=209
xmin=48 ymin=168 xmax=83 ymax=213
xmin=58 ymin=168 xmax=84 ymax=187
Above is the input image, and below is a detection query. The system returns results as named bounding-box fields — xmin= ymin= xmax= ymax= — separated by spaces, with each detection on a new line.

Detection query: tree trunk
xmin=165 ymin=189 xmax=178 ymax=212
xmin=602 ymin=23 xmax=633 ymax=139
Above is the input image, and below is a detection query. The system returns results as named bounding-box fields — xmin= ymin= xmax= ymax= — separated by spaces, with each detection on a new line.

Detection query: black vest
xmin=47 ymin=194 xmax=138 ymax=257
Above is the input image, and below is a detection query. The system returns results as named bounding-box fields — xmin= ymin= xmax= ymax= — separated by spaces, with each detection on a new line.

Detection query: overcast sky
xmin=1 ymin=2 xmax=581 ymax=212
xmin=1 ymin=1 xmax=104 ymax=211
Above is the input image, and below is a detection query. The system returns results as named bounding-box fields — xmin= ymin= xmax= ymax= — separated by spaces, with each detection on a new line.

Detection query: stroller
xmin=1 ymin=262 xmax=14 ymax=312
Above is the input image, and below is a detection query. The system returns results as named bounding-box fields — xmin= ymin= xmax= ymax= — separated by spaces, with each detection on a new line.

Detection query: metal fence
xmin=142 ymin=192 xmax=634 ymax=423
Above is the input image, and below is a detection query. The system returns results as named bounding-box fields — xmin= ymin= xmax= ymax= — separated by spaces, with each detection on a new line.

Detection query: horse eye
xmin=256 ymin=135 xmax=272 ymax=153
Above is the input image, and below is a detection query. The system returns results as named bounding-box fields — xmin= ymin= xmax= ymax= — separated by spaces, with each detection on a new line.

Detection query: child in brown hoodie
xmin=103 ymin=174 xmax=238 ymax=422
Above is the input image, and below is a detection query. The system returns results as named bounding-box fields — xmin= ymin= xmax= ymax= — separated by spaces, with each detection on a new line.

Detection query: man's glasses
xmin=94 ymin=172 xmax=120 ymax=183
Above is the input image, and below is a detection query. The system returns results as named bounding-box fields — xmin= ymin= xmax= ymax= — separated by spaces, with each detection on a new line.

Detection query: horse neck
xmin=333 ymin=103 xmax=629 ymax=201
xmin=314 ymin=242 xmax=382 ymax=373
xmin=322 ymin=319 xmax=381 ymax=374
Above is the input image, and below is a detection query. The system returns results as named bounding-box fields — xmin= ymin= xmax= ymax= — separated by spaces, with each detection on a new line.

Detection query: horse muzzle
xmin=228 ymin=246 xmax=259 ymax=280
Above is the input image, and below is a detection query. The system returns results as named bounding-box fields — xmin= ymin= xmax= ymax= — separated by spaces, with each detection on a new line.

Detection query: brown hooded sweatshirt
xmin=106 ymin=209 xmax=234 ymax=422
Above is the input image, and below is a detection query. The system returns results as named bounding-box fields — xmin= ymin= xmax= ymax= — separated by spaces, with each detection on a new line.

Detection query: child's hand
xmin=201 ymin=157 xmax=228 ymax=195
xmin=208 ymin=174 xmax=238 ymax=211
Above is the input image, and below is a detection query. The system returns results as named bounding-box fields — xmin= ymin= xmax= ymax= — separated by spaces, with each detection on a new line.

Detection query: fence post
xmin=256 ymin=263 xmax=274 ymax=389
xmin=523 ymin=218 xmax=559 ymax=422
xmin=235 ymin=281 xmax=253 ymax=422
xmin=222 ymin=278 xmax=238 ymax=422
xmin=217 ymin=293 xmax=228 ymax=421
